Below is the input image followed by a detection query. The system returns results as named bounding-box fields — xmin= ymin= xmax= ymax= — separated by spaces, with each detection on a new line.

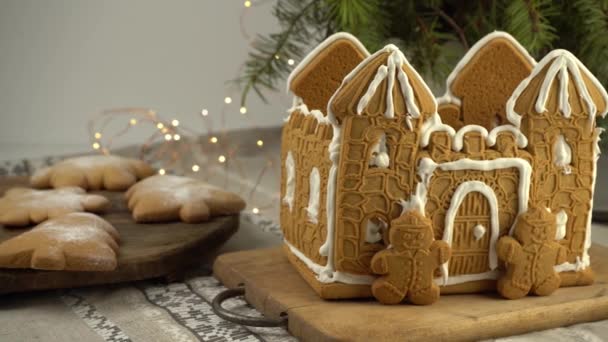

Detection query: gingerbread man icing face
xmin=514 ymin=210 xmax=557 ymax=245
xmin=390 ymin=226 xmax=433 ymax=251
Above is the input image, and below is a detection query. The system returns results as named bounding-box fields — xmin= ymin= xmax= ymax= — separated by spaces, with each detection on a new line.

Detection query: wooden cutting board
xmin=213 ymin=245 xmax=608 ymax=342
xmin=0 ymin=176 xmax=239 ymax=294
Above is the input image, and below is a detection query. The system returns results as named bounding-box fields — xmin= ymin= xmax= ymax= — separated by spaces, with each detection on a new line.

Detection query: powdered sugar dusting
xmin=10 ymin=188 xmax=85 ymax=210
xmin=63 ymin=155 xmax=125 ymax=169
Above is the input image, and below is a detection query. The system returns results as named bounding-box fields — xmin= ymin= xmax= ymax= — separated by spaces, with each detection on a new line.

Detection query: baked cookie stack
xmin=0 ymin=155 xmax=246 ymax=272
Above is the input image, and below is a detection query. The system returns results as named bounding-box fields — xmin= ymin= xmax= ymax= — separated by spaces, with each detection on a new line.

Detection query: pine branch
xmin=504 ymin=0 xmax=559 ymax=55
xmin=432 ymin=6 xmax=468 ymax=50
xmin=237 ymin=0 xmax=326 ymax=106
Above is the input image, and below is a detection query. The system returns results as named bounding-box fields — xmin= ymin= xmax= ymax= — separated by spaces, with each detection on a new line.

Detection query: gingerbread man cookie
xmin=0 ymin=213 xmax=120 ymax=271
xmin=497 ymin=206 xmax=568 ymax=299
xmin=125 ymin=175 xmax=246 ymax=223
xmin=31 ymin=155 xmax=155 ymax=191
xmin=0 ymin=187 xmax=109 ymax=227
xmin=370 ymin=210 xmax=451 ymax=305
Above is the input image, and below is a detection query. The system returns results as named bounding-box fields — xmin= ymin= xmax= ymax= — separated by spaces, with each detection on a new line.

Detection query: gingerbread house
xmin=280 ymin=31 xmax=607 ymax=299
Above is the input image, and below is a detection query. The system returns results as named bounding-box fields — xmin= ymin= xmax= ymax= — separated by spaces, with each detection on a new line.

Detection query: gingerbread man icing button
xmin=497 ymin=206 xmax=568 ymax=299
xmin=370 ymin=210 xmax=451 ymax=305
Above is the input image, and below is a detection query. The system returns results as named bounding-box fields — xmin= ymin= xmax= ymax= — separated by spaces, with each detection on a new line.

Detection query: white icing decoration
xmin=306 ymin=167 xmax=321 ymax=224
xmin=284 ymin=239 xmax=375 ymax=284
xmin=365 ymin=218 xmax=387 ymax=244
xmin=507 ymin=49 xmax=608 ymax=128
xmin=287 ymin=32 xmax=370 ymax=92
xmin=357 ymin=65 xmax=388 ymax=115
xmin=421 ymin=115 xmax=529 ymax=150
xmin=434 ymin=270 xmax=499 ymax=286
xmin=369 ymin=132 xmax=389 ymax=168
xmin=555 ymin=128 xmax=603 ymax=273
xmin=440 ymin=181 xmax=500 ymax=285
xmin=356 ymin=46 xmax=422 ymax=119
xmin=553 ymin=134 xmax=572 ymax=174
xmin=473 ymin=224 xmax=486 ymax=241
xmin=282 ymin=152 xmax=295 ymax=211
xmin=286 ymin=96 xmax=331 ymax=125
xmin=452 ymin=125 xmax=488 ymax=151
xmin=486 ymin=125 xmax=528 ymax=148
xmin=420 ymin=113 xmax=456 ymax=148
xmin=437 ymin=31 xmax=536 ymax=106
xmin=398 ymin=158 xmax=438 ymax=215
xmin=555 ymin=210 xmax=568 ymax=240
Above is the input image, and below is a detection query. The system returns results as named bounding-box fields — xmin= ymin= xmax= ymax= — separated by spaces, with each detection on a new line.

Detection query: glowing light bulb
xmin=274 ymin=54 xmax=280 ymax=60
xmin=240 ymin=106 xmax=247 ymax=114
xmin=287 ymin=59 xmax=295 ymax=65
xmin=210 ymin=136 xmax=218 ymax=143
xmin=130 ymin=118 xmax=137 ymax=125
xmin=244 ymin=0 xmax=251 ymax=7
xmin=224 ymin=97 xmax=232 ymax=104
xmin=201 ymin=109 xmax=208 ymax=116
xmin=252 ymin=207 xmax=260 ymax=214
xmin=218 ymin=155 xmax=226 ymax=163
xmin=92 ymin=142 xmax=100 ymax=150
xmin=192 ymin=164 xmax=200 ymax=172
xmin=171 ymin=119 xmax=179 ymax=127
xmin=257 ymin=140 xmax=263 ymax=147
xmin=158 ymin=168 xmax=166 ymax=175
xmin=173 ymin=134 xmax=181 ymax=141
xmin=157 ymin=123 xmax=164 ymax=129
xmin=164 ymin=134 xmax=172 ymax=141
xmin=94 ymin=132 xmax=102 ymax=139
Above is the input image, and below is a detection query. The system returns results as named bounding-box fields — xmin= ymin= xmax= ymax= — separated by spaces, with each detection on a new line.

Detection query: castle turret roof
xmin=507 ymin=49 xmax=608 ymax=128
xmin=328 ymin=44 xmax=436 ymax=125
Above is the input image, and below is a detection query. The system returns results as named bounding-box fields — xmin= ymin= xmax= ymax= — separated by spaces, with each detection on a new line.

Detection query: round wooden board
xmin=0 ymin=176 xmax=240 ymax=294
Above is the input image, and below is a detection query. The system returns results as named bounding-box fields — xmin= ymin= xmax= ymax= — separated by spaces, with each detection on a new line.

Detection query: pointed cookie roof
xmin=328 ymin=44 xmax=436 ymax=124
xmin=436 ymin=31 xmax=536 ymax=129
xmin=506 ymin=49 xmax=608 ymax=128
xmin=288 ymin=32 xmax=369 ymax=112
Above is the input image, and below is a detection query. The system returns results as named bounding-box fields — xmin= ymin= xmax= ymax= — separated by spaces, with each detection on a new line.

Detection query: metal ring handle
xmin=211 ymin=287 xmax=287 ymax=327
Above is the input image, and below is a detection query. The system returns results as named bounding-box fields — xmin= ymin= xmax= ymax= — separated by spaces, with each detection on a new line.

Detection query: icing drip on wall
xmin=507 ymin=49 xmax=608 ymax=129
xmin=282 ymin=152 xmax=295 ymax=211
xmin=555 ymin=128 xmax=603 ymax=273
xmin=356 ymin=46 xmax=421 ymax=120
xmin=553 ymin=134 xmax=572 ymax=174
xmin=555 ymin=210 xmax=568 ymax=240
xmin=365 ymin=218 xmax=387 ymax=243
xmin=369 ymin=133 xmax=390 ymax=168
xmin=286 ymin=96 xmax=332 ymax=125
xmin=306 ymin=167 xmax=321 ymax=224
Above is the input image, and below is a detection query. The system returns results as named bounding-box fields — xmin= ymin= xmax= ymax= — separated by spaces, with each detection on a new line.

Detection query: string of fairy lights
xmin=88 ymin=0 xmax=290 ymax=216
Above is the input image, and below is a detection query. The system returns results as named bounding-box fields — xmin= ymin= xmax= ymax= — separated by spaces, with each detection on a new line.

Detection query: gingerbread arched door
xmin=441 ymin=181 xmax=499 ymax=284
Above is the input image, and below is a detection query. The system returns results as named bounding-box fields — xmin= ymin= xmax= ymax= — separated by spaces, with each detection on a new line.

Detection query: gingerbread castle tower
xmin=281 ymin=32 xmax=607 ymax=299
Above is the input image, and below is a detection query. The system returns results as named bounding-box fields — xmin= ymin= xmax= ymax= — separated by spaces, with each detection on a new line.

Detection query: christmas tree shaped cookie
xmin=437 ymin=31 xmax=536 ymax=130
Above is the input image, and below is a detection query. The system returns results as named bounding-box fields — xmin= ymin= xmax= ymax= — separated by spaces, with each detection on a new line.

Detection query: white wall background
xmin=0 ymin=0 xmax=289 ymax=160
